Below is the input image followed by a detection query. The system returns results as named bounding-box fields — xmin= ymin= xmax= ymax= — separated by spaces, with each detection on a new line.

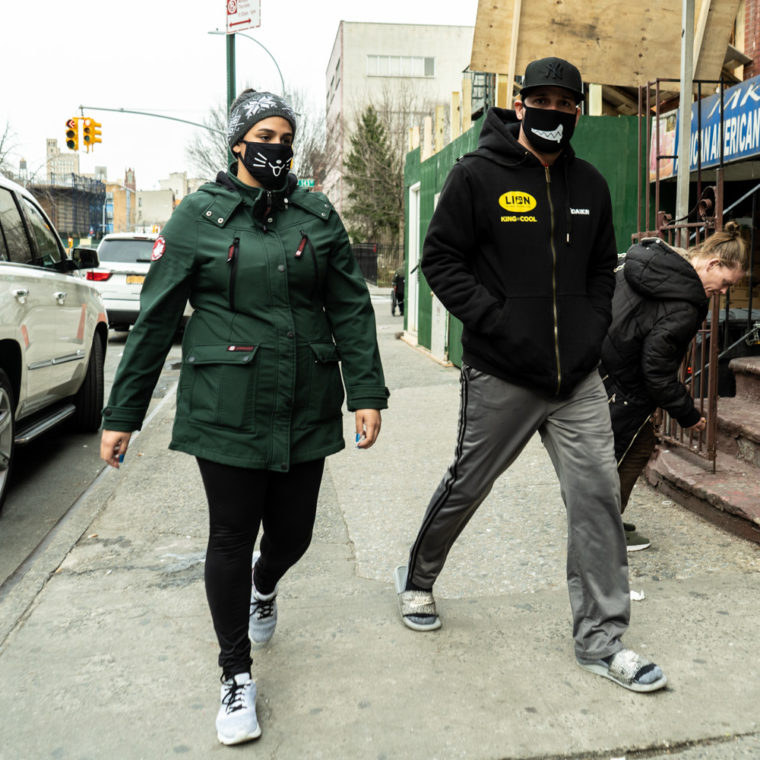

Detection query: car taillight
xmin=86 ymin=271 xmax=112 ymax=281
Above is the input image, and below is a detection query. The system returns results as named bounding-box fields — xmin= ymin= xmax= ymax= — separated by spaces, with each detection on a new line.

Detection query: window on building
xmin=367 ymin=55 xmax=435 ymax=78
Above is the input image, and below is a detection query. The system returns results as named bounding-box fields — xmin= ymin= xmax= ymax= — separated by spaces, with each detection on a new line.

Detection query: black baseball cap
xmin=520 ymin=57 xmax=584 ymax=103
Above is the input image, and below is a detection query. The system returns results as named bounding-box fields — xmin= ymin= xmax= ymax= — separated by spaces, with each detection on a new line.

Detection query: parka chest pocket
xmin=184 ymin=344 xmax=259 ymax=430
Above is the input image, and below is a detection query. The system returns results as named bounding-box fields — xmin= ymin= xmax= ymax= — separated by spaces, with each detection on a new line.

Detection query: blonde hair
xmin=688 ymin=221 xmax=749 ymax=272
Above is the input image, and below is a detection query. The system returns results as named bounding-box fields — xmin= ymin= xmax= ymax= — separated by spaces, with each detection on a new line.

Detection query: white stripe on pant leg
xmin=408 ymin=367 xmax=548 ymax=588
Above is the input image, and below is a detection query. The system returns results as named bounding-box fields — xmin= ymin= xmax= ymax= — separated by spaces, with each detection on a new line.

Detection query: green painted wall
xmin=572 ymin=114 xmax=640 ymax=253
xmin=403 ymin=113 xmax=639 ymax=366
xmin=403 ymin=119 xmax=484 ymax=360
xmin=402 ymin=146 xmax=420 ymax=338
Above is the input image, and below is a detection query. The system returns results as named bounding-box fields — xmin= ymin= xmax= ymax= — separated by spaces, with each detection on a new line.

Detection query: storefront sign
xmin=650 ymin=74 xmax=760 ymax=180
xmin=688 ymin=74 xmax=760 ymax=170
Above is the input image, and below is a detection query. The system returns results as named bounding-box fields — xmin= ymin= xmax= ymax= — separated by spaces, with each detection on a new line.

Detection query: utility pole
xmin=676 ymin=0 xmax=695 ymax=247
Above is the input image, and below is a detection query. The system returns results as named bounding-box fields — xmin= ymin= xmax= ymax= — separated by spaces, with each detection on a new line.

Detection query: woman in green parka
xmin=100 ymin=90 xmax=388 ymax=746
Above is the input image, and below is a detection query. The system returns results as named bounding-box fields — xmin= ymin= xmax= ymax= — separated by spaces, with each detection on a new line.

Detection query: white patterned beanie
xmin=227 ymin=90 xmax=297 ymax=149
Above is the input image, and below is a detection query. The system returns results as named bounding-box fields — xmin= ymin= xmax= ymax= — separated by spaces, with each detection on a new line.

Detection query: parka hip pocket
xmin=183 ymin=344 xmax=259 ymax=429
xmin=303 ymin=342 xmax=344 ymax=426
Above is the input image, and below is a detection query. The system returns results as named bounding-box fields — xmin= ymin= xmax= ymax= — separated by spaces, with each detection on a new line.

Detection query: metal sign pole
xmin=226 ymin=34 xmax=236 ymax=165
xmin=675 ymin=0 xmax=695 ymax=247
xmin=226 ymin=34 xmax=236 ymax=112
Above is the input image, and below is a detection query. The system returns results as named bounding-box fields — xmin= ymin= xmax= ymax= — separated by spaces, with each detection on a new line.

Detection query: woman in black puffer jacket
xmin=600 ymin=223 xmax=748 ymax=549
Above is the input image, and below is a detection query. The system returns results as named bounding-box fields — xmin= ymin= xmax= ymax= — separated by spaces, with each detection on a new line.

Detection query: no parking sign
xmin=226 ymin=0 xmax=260 ymax=32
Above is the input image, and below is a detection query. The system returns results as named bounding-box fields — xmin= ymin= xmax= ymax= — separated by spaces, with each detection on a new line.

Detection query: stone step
xmin=645 ymin=446 xmax=760 ymax=544
xmin=729 ymin=356 xmax=760 ymax=403
xmin=716 ymin=397 xmax=760 ymax=467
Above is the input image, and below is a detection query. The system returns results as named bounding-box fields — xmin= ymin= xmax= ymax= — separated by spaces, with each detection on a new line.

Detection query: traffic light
xmin=82 ymin=118 xmax=102 ymax=151
xmin=65 ymin=118 xmax=79 ymax=151
xmin=85 ymin=119 xmax=103 ymax=148
xmin=82 ymin=118 xmax=92 ymax=150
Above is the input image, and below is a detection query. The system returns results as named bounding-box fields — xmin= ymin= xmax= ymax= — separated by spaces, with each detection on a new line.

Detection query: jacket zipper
xmin=295 ymin=230 xmax=321 ymax=301
xmin=227 ymin=236 xmax=240 ymax=312
xmin=262 ymin=191 xmax=273 ymax=232
xmin=545 ymin=164 xmax=562 ymax=395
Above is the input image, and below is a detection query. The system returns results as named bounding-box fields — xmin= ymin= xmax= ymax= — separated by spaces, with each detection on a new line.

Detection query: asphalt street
xmin=0 ymin=287 xmax=758 ymax=759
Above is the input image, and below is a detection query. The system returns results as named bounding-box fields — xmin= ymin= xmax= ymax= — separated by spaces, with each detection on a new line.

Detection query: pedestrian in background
xmin=601 ymin=223 xmax=748 ymax=550
xmin=395 ymin=56 xmax=668 ymax=693
xmin=100 ymin=90 xmax=388 ymax=746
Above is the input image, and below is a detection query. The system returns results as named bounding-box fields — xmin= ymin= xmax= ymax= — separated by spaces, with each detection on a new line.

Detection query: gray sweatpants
xmin=407 ymin=365 xmax=630 ymax=659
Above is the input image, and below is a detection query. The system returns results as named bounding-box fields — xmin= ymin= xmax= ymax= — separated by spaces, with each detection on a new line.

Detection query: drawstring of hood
xmin=563 ymin=159 xmax=572 ymax=246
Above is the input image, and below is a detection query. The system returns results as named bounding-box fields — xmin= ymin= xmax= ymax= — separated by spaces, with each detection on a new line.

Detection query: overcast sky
xmin=1 ymin=0 xmax=478 ymax=190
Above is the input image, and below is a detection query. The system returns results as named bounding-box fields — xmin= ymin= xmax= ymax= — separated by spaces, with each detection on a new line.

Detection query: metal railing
xmin=635 ymin=78 xmax=727 ymax=469
xmin=351 ymin=243 xmax=403 ymax=286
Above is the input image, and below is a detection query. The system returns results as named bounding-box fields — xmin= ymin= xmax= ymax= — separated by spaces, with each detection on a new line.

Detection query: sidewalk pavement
xmin=1 ymin=289 xmax=760 ymax=759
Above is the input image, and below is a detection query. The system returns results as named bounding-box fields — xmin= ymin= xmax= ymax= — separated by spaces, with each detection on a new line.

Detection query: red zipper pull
xmin=227 ymin=238 xmax=239 ymax=262
xmin=295 ymin=236 xmax=307 ymax=258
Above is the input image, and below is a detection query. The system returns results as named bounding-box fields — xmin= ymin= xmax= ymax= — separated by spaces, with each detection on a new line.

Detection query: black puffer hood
xmin=623 ymin=238 xmax=707 ymax=306
xmin=470 ymin=106 xmax=576 ymax=168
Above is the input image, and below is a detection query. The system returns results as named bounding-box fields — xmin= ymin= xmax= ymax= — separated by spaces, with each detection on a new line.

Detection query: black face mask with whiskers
xmin=238 ymin=141 xmax=293 ymax=190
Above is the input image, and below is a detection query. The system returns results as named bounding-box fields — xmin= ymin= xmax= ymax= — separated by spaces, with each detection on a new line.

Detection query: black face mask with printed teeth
xmin=521 ymin=106 xmax=576 ymax=154
xmin=238 ymin=141 xmax=293 ymax=190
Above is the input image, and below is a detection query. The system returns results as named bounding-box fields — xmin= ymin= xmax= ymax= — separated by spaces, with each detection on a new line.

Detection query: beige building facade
xmin=324 ymin=21 xmax=474 ymax=212
xmin=46 ymin=138 xmax=79 ymax=182
xmin=106 ymin=169 xmax=137 ymax=233
xmin=135 ymin=189 xmax=174 ymax=232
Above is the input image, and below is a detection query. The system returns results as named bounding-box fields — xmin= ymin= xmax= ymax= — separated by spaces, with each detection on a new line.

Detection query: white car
xmin=89 ymin=232 xmax=191 ymax=331
xmin=0 ymin=173 xmax=108 ymax=509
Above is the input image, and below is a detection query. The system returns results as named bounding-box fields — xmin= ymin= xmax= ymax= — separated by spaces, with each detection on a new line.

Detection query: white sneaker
xmin=216 ymin=673 xmax=261 ymax=745
xmin=249 ymin=551 xmax=278 ymax=645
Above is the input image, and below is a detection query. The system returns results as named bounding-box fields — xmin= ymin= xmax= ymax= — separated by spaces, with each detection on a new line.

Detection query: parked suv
xmin=89 ymin=232 xmax=191 ymax=331
xmin=0 ymin=173 xmax=108 ymax=509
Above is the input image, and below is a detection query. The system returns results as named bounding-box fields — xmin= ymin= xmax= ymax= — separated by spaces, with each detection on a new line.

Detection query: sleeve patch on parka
xmin=151 ymin=236 xmax=166 ymax=261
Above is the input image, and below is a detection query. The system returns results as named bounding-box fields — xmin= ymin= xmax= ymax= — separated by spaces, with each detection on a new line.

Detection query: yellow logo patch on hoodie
xmin=499 ymin=191 xmax=538 ymax=222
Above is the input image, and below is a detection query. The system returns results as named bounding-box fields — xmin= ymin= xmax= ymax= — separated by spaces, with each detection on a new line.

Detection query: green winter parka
xmin=102 ymin=168 xmax=389 ymax=471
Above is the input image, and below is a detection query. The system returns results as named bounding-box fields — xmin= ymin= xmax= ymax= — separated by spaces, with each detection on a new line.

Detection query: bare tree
xmin=286 ymin=89 xmax=338 ymax=189
xmin=185 ymin=106 xmax=228 ymax=181
xmin=0 ymin=122 xmax=18 ymax=178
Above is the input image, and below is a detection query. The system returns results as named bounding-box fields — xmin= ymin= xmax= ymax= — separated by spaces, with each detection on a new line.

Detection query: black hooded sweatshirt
xmin=600 ymin=238 xmax=708 ymax=461
xmin=420 ymin=107 xmax=617 ymax=397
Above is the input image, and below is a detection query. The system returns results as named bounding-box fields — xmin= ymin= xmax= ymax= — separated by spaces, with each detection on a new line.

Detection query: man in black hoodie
xmin=394 ymin=57 xmax=667 ymax=693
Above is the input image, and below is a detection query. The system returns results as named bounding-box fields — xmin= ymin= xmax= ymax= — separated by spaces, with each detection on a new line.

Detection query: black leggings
xmin=197 ymin=457 xmax=325 ymax=678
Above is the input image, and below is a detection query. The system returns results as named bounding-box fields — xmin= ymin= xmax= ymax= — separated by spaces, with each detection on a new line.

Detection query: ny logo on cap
xmin=544 ymin=61 xmax=565 ymax=80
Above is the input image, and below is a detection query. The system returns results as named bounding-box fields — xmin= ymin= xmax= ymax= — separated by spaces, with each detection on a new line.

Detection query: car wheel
xmin=0 ymin=369 xmax=15 ymax=513
xmin=71 ymin=337 xmax=104 ymax=433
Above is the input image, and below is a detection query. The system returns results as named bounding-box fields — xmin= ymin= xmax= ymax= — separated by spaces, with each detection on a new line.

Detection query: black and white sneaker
xmin=216 ymin=673 xmax=261 ymax=745
xmin=249 ymin=551 xmax=278 ymax=645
